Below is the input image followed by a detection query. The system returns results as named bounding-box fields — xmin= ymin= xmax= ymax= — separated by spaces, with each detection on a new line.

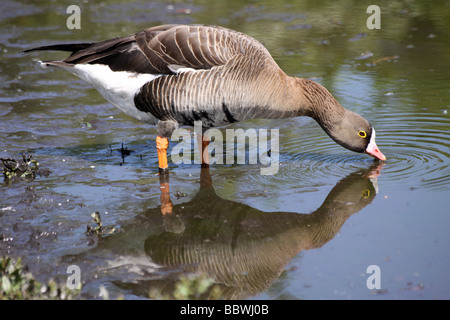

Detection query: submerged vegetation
xmin=86 ymin=211 xmax=121 ymax=237
xmin=0 ymin=154 xmax=50 ymax=184
xmin=1 ymin=154 xmax=40 ymax=182
xmin=0 ymin=256 xmax=78 ymax=300
xmin=149 ymin=273 xmax=223 ymax=300
xmin=0 ymin=256 xmax=221 ymax=300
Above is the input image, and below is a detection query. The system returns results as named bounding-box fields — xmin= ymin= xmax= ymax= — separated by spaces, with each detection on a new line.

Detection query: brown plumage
xmin=24 ymin=24 xmax=386 ymax=163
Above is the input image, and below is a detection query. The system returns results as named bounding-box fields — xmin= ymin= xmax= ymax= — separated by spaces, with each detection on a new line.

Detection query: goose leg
xmin=200 ymin=161 xmax=212 ymax=188
xmin=159 ymin=169 xmax=173 ymax=215
xmin=199 ymin=135 xmax=213 ymax=189
xmin=156 ymin=120 xmax=178 ymax=175
xmin=157 ymin=135 xmax=172 ymax=214
xmin=197 ymin=134 xmax=210 ymax=167
xmin=156 ymin=135 xmax=169 ymax=175
xmin=159 ymin=135 xmax=210 ymax=217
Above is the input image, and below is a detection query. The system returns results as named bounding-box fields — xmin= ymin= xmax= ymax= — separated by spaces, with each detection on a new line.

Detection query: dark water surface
xmin=1 ymin=0 xmax=449 ymax=299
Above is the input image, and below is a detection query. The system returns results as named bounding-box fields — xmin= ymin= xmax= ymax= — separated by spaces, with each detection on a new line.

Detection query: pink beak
xmin=365 ymin=129 xmax=386 ymax=161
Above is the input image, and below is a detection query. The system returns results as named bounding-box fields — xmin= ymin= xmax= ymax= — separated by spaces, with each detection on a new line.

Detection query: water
xmin=1 ymin=0 xmax=449 ymax=300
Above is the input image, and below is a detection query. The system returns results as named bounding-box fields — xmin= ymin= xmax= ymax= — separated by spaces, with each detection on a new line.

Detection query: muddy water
xmin=1 ymin=0 xmax=449 ymax=299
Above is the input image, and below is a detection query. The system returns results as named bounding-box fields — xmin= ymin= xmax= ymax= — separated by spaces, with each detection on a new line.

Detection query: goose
xmin=24 ymin=24 xmax=386 ymax=174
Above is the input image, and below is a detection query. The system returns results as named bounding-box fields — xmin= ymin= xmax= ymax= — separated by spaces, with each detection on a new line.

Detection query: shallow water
xmin=1 ymin=0 xmax=449 ymax=299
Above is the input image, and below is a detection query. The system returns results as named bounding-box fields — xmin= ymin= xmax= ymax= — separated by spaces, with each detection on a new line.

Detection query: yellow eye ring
xmin=358 ymin=130 xmax=367 ymax=138
xmin=362 ymin=189 xmax=370 ymax=199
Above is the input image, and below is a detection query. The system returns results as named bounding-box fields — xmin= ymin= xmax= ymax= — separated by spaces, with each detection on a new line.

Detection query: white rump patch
xmin=64 ymin=64 xmax=162 ymax=123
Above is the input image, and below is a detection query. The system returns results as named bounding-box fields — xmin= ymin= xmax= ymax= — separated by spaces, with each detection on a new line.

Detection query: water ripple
xmin=376 ymin=112 xmax=449 ymax=191
xmin=244 ymin=112 xmax=449 ymax=191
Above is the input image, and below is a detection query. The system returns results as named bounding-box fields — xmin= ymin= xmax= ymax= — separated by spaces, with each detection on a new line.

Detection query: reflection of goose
xmin=72 ymin=163 xmax=382 ymax=299
xmin=142 ymin=164 xmax=381 ymax=298
xmin=25 ymin=24 xmax=385 ymax=175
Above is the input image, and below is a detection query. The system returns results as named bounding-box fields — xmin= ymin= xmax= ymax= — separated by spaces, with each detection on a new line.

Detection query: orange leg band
xmin=156 ymin=136 xmax=169 ymax=170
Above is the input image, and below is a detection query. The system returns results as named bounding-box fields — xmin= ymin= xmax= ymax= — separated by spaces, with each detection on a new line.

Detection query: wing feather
xmin=25 ymin=24 xmax=276 ymax=75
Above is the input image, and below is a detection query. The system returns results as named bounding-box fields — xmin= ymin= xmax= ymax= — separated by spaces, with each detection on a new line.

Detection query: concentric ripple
xmin=238 ymin=112 xmax=449 ymax=192
xmin=243 ymin=121 xmax=381 ymax=188
xmin=375 ymin=112 xmax=449 ymax=191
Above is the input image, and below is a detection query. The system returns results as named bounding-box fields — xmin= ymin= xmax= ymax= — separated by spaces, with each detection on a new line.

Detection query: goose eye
xmin=362 ymin=189 xmax=370 ymax=199
xmin=358 ymin=130 xmax=367 ymax=138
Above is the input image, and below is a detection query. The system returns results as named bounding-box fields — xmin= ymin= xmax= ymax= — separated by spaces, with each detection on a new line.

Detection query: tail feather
xmin=61 ymin=37 xmax=135 ymax=64
xmin=22 ymin=37 xmax=133 ymax=64
xmin=23 ymin=36 xmax=155 ymax=74
xmin=22 ymin=43 xmax=94 ymax=53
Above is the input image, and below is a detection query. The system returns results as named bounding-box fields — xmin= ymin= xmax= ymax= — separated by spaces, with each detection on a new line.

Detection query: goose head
xmin=326 ymin=109 xmax=386 ymax=161
xmin=296 ymin=78 xmax=386 ymax=161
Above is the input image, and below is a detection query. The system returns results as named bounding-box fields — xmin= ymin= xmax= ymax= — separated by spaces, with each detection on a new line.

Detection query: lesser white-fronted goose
xmin=24 ymin=24 xmax=386 ymax=173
